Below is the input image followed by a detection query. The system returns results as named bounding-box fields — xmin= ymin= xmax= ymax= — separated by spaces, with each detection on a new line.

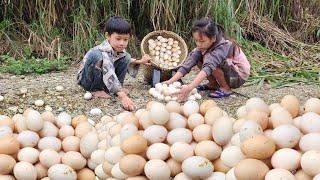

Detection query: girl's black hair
xmin=104 ymin=16 xmax=131 ymax=35
xmin=191 ymin=17 xmax=224 ymax=39
xmin=192 ymin=17 xmax=240 ymax=57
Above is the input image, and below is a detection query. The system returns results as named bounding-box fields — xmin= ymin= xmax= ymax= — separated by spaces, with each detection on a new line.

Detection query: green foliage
xmin=0 ymin=54 xmax=70 ymax=75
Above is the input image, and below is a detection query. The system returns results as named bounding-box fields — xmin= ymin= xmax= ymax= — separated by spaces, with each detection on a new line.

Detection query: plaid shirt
xmin=77 ymin=40 xmax=139 ymax=94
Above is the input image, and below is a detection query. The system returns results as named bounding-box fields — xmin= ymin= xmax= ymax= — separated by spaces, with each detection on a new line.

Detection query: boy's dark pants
xmin=78 ymin=50 xmax=131 ymax=92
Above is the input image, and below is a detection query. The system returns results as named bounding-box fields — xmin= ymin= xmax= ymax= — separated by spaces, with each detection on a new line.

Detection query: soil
xmin=0 ymin=66 xmax=319 ymax=121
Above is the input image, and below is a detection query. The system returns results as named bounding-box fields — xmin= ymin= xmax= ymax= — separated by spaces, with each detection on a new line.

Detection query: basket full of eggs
xmin=141 ymin=30 xmax=188 ymax=71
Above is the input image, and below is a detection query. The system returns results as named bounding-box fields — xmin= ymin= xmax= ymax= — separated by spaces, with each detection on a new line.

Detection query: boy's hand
xmin=120 ymin=96 xmax=136 ymax=111
xmin=139 ymin=54 xmax=152 ymax=66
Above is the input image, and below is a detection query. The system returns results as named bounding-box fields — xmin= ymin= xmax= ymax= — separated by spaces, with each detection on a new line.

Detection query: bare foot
xmin=121 ymin=88 xmax=130 ymax=95
xmin=91 ymin=91 xmax=111 ymax=99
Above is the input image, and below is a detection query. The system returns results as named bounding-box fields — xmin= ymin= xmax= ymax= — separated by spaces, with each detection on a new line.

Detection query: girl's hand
xmin=162 ymin=79 xmax=174 ymax=85
xmin=172 ymin=85 xmax=192 ymax=102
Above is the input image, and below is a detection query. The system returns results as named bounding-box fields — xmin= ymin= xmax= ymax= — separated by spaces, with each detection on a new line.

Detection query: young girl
xmin=164 ymin=17 xmax=250 ymax=101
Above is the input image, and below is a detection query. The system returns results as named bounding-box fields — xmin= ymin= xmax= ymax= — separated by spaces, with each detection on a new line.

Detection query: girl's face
xmin=193 ymin=32 xmax=216 ymax=52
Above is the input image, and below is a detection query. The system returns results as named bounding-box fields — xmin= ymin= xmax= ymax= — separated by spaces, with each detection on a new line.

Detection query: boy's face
xmin=107 ymin=33 xmax=130 ymax=52
xmin=193 ymin=32 xmax=216 ymax=52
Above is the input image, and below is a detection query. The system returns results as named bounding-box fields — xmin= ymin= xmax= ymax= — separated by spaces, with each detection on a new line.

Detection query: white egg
xmin=13 ymin=162 xmax=37 ymax=180
xmin=271 ymin=124 xmax=301 ymax=148
xmin=34 ymin=100 xmax=44 ymax=107
xmin=45 ymin=105 xmax=53 ymax=111
xmin=182 ymin=156 xmax=213 ymax=179
xmin=299 ymin=133 xmax=320 ymax=152
xmin=147 ymin=143 xmax=170 ymax=160
xmin=55 ymin=86 xmax=64 ymax=92
xmin=143 ymin=125 xmax=168 ymax=144
xmin=0 ymin=126 xmax=13 ymax=138
xmin=90 ymin=108 xmax=102 ymax=116
xmin=239 ymin=120 xmax=263 ymax=142
xmin=183 ymin=100 xmax=200 ymax=117
xmin=167 ymin=128 xmax=192 ymax=145
xmin=48 ymin=164 xmax=77 ymax=180
xmin=84 ymin=92 xmax=92 ymax=100
xmin=57 ymin=112 xmax=72 ymax=127
xmin=144 ymin=159 xmax=170 ymax=180
xmin=194 ymin=93 xmax=202 ymax=99
xmin=0 ymin=95 xmax=4 ymax=102
xmin=212 ymin=117 xmax=233 ymax=146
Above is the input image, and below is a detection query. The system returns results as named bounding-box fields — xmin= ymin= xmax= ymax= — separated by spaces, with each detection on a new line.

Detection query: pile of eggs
xmin=149 ymin=82 xmax=202 ymax=102
xmin=1 ymin=95 xmax=320 ymax=180
xmin=147 ymin=35 xmax=182 ymax=69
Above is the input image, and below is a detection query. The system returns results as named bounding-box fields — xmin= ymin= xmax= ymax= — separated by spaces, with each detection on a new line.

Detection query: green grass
xmin=0 ymin=54 xmax=70 ymax=75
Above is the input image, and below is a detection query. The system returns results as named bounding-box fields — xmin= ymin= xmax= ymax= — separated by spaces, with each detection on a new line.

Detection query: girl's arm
xmin=187 ymin=70 xmax=207 ymax=89
xmin=164 ymin=71 xmax=184 ymax=84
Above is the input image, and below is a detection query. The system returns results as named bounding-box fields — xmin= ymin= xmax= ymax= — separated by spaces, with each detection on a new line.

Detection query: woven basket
xmin=141 ymin=30 xmax=188 ymax=71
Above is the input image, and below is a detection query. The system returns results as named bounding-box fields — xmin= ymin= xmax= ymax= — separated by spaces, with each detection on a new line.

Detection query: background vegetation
xmin=0 ymin=0 xmax=319 ymax=86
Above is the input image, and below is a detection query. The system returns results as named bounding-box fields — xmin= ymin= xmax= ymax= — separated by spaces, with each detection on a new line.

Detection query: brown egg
xmin=121 ymin=135 xmax=148 ymax=154
xmin=281 ymin=95 xmax=300 ymax=118
xmin=102 ymin=161 xmax=113 ymax=176
xmin=212 ymin=158 xmax=231 ymax=173
xmin=200 ymin=100 xmax=217 ymax=115
xmin=192 ymin=124 xmax=212 ymax=142
xmin=166 ymin=158 xmax=182 ymax=176
xmin=146 ymin=101 xmax=156 ymax=110
xmin=166 ymin=101 xmax=181 ymax=113
xmin=304 ymin=98 xmax=320 ymax=114
xmin=62 ymin=136 xmax=80 ymax=152
xmin=187 ymin=113 xmax=204 ymax=130
xmin=71 ymin=115 xmax=87 ymax=128
xmin=0 ymin=154 xmax=16 ymax=174
xmin=59 ymin=125 xmax=75 ymax=139
xmin=204 ymin=106 xmax=223 ymax=125
xmin=241 ymin=135 xmax=275 ymax=160
xmin=61 ymin=151 xmax=86 ymax=170
xmin=41 ymin=111 xmax=56 ymax=123
xmin=294 ymin=169 xmax=312 ymax=180
xmin=34 ymin=163 xmax=48 ymax=179
xmin=13 ymin=114 xmax=27 ymax=133
xmin=195 ymin=140 xmax=222 ymax=161
xmin=126 ymin=176 xmax=148 ymax=180
xmin=234 ymin=159 xmax=269 ymax=180
xmin=77 ymin=168 xmax=95 ymax=180
xmin=0 ymin=136 xmax=19 ymax=155
xmin=121 ymin=114 xmax=140 ymax=128
xmin=119 ymin=154 xmax=146 ymax=176
xmin=246 ymin=109 xmax=269 ymax=130
xmin=75 ymin=121 xmax=92 ymax=138
xmin=270 ymin=107 xmax=293 ymax=128
xmin=0 ymin=117 xmax=14 ymax=130
xmin=109 ymin=124 xmax=121 ymax=137
xmin=0 ymin=175 xmax=16 ymax=180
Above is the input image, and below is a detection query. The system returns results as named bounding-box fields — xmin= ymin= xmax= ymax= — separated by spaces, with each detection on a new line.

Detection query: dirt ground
xmin=0 ymin=66 xmax=319 ymax=121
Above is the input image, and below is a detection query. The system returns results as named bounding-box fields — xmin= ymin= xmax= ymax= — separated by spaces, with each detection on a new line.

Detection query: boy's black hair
xmin=104 ymin=16 xmax=131 ymax=35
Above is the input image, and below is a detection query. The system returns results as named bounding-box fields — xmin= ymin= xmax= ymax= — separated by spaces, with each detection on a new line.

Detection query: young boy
xmin=77 ymin=16 xmax=151 ymax=111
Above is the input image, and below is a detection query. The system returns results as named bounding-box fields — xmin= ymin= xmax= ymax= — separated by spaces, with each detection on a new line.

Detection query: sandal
xmin=208 ymin=89 xmax=233 ymax=98
xmin=196 ymin=84 xmax=216 ymax=91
